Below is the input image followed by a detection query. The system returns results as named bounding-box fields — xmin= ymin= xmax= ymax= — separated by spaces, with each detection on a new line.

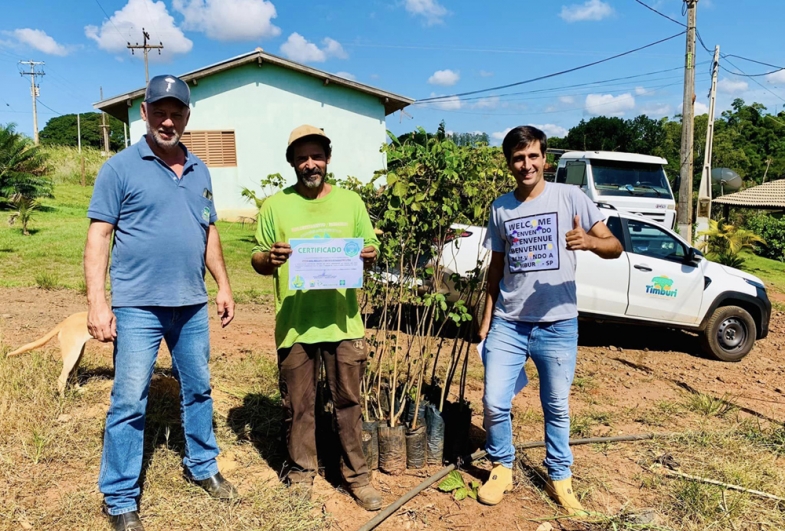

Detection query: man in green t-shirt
xmin=251 ymin=125 xmax=382 ymax=511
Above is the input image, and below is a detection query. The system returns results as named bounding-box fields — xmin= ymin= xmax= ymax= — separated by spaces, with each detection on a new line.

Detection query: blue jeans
xmin=99 ymin=304 xmax=219 ymax=516
xmin=482 ymin=316 xmax=578 ymax=480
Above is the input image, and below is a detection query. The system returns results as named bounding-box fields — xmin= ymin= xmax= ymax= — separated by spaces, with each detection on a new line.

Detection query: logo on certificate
xmin=343 ymin=240 xmax=361 ymax=257
xmin=292 ymin=275 xmax=305 ymax=289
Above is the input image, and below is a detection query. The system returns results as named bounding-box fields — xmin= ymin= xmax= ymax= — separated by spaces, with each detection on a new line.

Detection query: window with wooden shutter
xmin=181 ymin=130 xmax=237 ymax=167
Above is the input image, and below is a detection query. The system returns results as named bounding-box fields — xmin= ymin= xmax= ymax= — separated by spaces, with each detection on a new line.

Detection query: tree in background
xmin=449 ymin=131 xmax=490 ymax=147
xmin=0 ymin=123 xmax=52 ymax=204
xmin=39 ymin=113 xmax=126 ymax=152
xmin=556 ymin=115 xmax=665 ymax=154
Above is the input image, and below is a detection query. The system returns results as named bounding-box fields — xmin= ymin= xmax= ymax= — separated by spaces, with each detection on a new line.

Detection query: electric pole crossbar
xmin=127 ymin=28 xmax=163 ymax=84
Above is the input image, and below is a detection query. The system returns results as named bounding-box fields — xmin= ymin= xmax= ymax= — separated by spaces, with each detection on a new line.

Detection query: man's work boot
xmin=106 ymin=510 xmax=144 ymax=531
xmin=477 ymin=463 xmax=513 ymax=506
xmin=545 ymin=477 xmax=588 ymax=515
xmin=194 ymin=472 xmax=239 ymax=500
xmin=349 ymin=484 xmax=383 ymax=511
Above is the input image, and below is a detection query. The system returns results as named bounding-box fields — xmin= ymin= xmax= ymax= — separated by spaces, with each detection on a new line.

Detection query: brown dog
xmin=7 ymin=312 xmax=93 ymax=396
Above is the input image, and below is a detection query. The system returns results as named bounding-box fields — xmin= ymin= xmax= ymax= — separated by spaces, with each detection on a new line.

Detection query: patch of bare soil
xmin=2 ymin=286 xmax=783 ymax=531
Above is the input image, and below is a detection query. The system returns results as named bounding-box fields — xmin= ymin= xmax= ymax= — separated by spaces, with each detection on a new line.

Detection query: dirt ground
xmin=1 ymin=286 xmax=783 ymax=531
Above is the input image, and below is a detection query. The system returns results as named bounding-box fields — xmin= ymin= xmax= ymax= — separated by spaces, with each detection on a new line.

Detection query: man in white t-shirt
xmin=476 ymin=126 xmax=622 ymax=512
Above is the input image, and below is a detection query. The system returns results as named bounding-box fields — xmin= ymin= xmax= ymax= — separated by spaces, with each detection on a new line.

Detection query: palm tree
xmin=7 ymin=195 xmax=38 ymax=236
xmin=697 ymin=219 xmax=765 ymax=267
xmin=0 ymin=123 xmax=52 ymax=203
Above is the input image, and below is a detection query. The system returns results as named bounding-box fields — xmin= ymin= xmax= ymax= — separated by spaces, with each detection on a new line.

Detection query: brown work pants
xmin=278 ymin=339 xmax=369 ymax=487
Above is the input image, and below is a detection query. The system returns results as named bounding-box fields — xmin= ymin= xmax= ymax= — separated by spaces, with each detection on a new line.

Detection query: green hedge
xmin=745 ymin=213 xmax=785 ymax=262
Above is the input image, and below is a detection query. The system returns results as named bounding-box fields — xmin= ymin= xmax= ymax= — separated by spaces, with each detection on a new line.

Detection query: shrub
xmin=0 ymin=123 xmax=52 ymax=202
xmin=744 ymin=212 xmax=785 ymax=261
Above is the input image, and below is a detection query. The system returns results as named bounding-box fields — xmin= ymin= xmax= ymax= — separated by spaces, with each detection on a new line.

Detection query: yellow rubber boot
xmin=477 ymin=463 xmax=513 ymax=506
xmin=546 ymin=477 xmax=587 ymax=516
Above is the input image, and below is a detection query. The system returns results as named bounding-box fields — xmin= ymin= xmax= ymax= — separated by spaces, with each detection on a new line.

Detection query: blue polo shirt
xmin=87 ymin=136 xmax=218 ymax=308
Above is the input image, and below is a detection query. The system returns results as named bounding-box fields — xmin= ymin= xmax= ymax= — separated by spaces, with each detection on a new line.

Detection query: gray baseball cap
xmin=145 ymin=74 xmax=190 ymax=106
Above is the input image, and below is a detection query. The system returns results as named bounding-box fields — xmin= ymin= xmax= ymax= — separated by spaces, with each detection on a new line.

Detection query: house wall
xmin=128 ymin=62 xmax=387 ymax=220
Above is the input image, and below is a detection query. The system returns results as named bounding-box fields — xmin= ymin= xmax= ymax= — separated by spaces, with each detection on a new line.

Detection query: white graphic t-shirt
xmin=483 ymin=182 xmax=605 ymax=322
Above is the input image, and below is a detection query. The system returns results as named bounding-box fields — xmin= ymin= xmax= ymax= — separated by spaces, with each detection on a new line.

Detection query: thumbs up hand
xmin=566 ymin=215 xmax=591 ymax=251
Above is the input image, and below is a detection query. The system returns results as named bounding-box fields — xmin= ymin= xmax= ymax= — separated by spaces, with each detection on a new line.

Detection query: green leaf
xmin=437 ymin=470 xmax=466 ymax=493
xmin=393 ymin=180 xmax=408 ymax=197
xmin=454 ymin=487 xmax=469 ymax=501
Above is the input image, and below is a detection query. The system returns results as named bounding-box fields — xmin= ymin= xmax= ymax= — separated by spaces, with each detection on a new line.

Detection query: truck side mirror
xmin=672 ymin=174 xmax=681 ymax=192
xmin=685 ymin=247 xmax=703 ymax=265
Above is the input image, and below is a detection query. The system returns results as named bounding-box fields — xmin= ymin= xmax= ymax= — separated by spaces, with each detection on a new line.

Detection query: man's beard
xmin=297 ymin=167 xmax=325 ymax=189
xmin=147 ymin=123 xmax=181 ymax=149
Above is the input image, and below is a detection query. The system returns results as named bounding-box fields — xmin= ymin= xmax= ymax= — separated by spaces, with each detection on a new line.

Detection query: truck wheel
xmin=700 ymin=306 xmax=756 ymax=362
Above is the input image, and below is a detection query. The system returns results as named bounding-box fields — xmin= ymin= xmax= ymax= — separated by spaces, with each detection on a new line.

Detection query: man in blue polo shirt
xmin=84 ymin=75 xmax=237 ymax=531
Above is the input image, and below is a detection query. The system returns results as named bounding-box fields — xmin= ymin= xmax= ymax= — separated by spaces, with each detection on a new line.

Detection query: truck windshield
xmin=591 ymin=160 xmax=673 ymax=199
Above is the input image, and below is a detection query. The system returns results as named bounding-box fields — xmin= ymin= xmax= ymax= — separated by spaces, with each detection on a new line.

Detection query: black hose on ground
xmin=356 ymin=433 xmax=661 ymax=531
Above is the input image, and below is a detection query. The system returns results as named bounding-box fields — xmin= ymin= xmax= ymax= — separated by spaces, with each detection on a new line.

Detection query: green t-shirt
xmin=253 ymin=185 xmax=380 ymax=349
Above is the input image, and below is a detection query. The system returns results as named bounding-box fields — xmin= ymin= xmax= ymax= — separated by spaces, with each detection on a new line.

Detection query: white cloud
xmin=532 ymin=123 xmax=568 ymax=138
xmin=639 ymin=103 xmax=673 ymax=117
xmin=559 ymin=0 xmax=614 ymax=22
xmin=7 ymin=28 xmax=69 ymax=56
xmin=491 ymin=128 xmax=512 ymax=142
xmin=334 ymin=71 xmax=356 ymax=81
xmin=279 ymin=33 xmax=347 ymax=63
xmin=428 ymin=93 xmax=462 ymax=110
xmin=404 ymin=0 xmax=448 ymax=25
xmin=172 ymin=0 xmax=280 ymax=41
xmin=479 ymin=70 xmax=494 ymax=77
xmin=322 ymin=37 xmax=348 ymax=59
xmin=428 ymin=69 xmax=460 ymax=86
xmin=635 ymin=86 xmax=649 ymax=96
xmin=473 ymin=96 xmax=499 ymax=109
xmin=85 ymin=0 xmax=193 ymax=59
xmin=717 ymin=78 xmax=748 ymax=95
xmin=766 ymin=69 xmax=785 ymax=85
xmin=585 ymin=93 xmax=636 ymax=116
xmin=558 ymin=95 xmax=576 ymax=105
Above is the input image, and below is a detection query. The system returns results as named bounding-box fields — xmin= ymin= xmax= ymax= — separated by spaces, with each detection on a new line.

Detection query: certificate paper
xmin=288 ymin=238 xmax=364 ymax=291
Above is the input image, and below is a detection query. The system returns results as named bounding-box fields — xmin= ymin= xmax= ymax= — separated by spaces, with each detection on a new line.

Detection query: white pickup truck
xmin=434 ymin=206 xmax=771 ymax=362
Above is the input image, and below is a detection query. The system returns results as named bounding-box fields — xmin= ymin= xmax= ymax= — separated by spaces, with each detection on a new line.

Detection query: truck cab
xmin=555 ymin=151 xmax=677 ymax=229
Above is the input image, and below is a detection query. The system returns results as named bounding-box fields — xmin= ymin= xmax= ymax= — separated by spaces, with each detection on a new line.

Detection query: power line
xmin=417 ymin=31 xmax=685 ymax=103
xmin=720 ymin=58 xmax=785 ymax=104
xmin=419 ymin=78 xmax=702 ymax=116
xmin=414 ymin=64 xmax=708 ymax=105
xmin=37 ymin=99 xmax=61 ymax=116
xmin=340 ymin=41 xmax=680 ymax=58
xmin=633 ymin=0 xmax=685 ymax=27
xmin=634 ymin=0 xmax=784 ymax=77
xmin=723 ymin=55 xmax=785 ymax=70
xmin=93 ymin=0 xmax=127 ymax=41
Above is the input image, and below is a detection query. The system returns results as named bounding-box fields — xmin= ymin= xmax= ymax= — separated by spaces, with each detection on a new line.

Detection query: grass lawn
xmin=741 ymin=252 xmax=785 ymax=292
xmin=0 ymin=184 xmax=273 ymax=301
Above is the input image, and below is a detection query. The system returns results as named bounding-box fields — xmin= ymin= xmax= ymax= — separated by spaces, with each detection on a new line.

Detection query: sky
xmin=0 ymin=0 xmax=784 ymax=144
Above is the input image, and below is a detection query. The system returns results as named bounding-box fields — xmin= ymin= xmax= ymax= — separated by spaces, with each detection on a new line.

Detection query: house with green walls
xmin=94 ymin=48 xmax=413 ymax=219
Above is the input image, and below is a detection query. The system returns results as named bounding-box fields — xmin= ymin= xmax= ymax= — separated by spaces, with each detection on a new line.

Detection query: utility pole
xmin=77 ymin=113 xmax=85 ymax=186
xmin=695 ymin=45 xmax=719 ymax=241
xmin=100 ymin=87 xmax=110 ymax=157
xmin=127 ymin=28 xmax=163 ymax=84
xmin=677 ymin=0 xmax=698 ymax=241
xmin=18 ymin=60 xmax=45 ymax=144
